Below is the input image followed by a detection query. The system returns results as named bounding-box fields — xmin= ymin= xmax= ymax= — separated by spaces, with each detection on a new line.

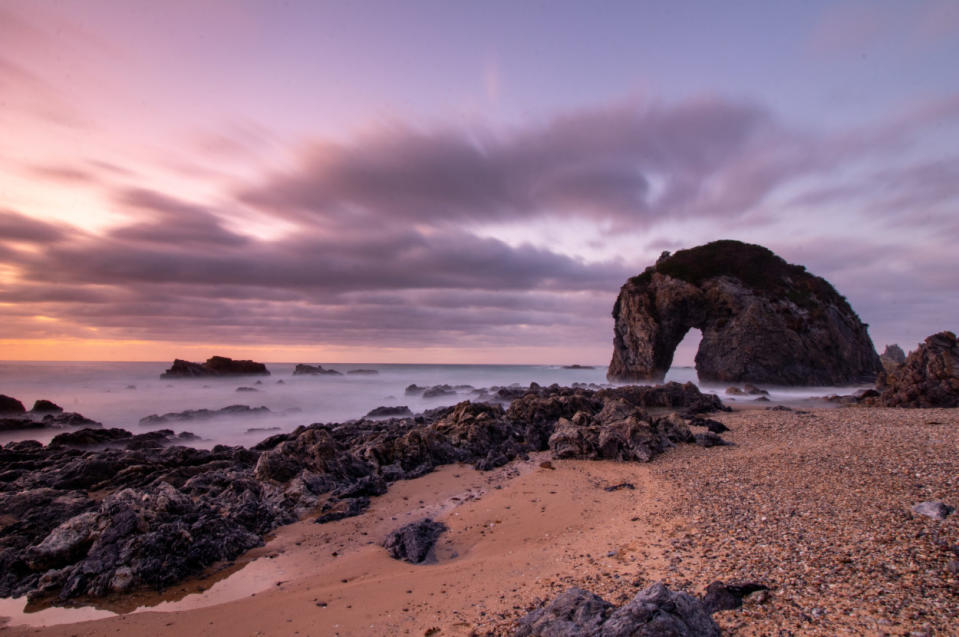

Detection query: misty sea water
xmin=0 ymin=361 xmax=859 ymax=448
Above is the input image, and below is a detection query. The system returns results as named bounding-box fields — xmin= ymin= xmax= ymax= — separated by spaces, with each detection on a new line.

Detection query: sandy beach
xmin=3 ymin=405 xmax=957 ymax=637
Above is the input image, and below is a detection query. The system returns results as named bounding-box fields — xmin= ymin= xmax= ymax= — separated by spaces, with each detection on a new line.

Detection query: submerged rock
xmin=139 ymin=404 xmax=271 ymax=426
xmin=607 ymin=240 xmax=882 ymax=385
xmin=869 ymin=331 xmax=959 ymax=408
xmin=365 ymin=405 xmax=413 ymax=418
xmin=382 ymin=518 xmax=447 ymax=563
xmin=162 ymin=356 xmax=270 ymax=378
xmin=292 ymin=364 xmax=342 ymax=376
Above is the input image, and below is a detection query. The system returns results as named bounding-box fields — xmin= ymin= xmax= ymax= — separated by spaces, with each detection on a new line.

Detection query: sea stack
xmin=607 ymin=240 xmax=882 ymax=385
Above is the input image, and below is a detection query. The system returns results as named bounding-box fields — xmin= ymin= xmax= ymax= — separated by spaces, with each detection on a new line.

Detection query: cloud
xmin=242 ymin=97 xmax=778 ymax=228
xmin=0 ymin=209 xmax=67 ymax=243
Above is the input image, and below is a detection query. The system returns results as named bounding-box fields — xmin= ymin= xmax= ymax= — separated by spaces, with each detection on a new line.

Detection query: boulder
xmin=514 ymin=582 xmax=720 ymax=636
xmin=869 ymin=331 xmax=959 ymax=407
xmin=30 ymin=399 xmax=64 ymax=414
xmin=382 ymin=518 xmax=447 ymax=564
xmin=162 ymin=356 xmax=270 ymax=377
xmin=0 ymin=394 xmax=26 ymax=414
xmin=607 ymin=240 xmax=882 ymax=385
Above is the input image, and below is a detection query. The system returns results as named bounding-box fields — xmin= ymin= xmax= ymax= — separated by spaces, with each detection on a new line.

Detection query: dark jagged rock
xmin=0 ymin=395 xmax=26 ymax=414
xmin=162 ymin=356 xmax=270 ymax=378
xmin=347 ymin=369 xmax=379 ymax=375
xmin=292 ymin=364 xmax=342 ymax=376
xmin=423 ymin=385 xmax=457 ymax=398
xmin=0 ymin=409 xmax=101 ymax=432
xmin=867 ymin=331 xmax=959 ymax=408
xmin=30 ymin=400 xmax=63 ymax=414
xmin=382 ymin=518 xmax=447 ymax=563
xmin=514 ymin=582 xmax=720 ymax=636
xmin=139 ymin=404 xmax=271 ymax=426
xmin=701 ymin=581 xmax=769 ymax=613
xmin=608 ymin=240 xmax=882 ymax=385
xmin=365 ymin=405 xmax=413 ymax=418
xmin=0 ymin=383 xmax=725 ymax=604
xmin=596 ymin=382 xmax=727 ymax=415
xmin=880 ymin=344 xmax=907 ymax=373
xmin=49 ymin=428 xmax=134 ymax=448
xmin=0 ymin=417 xmax=45 ymax=432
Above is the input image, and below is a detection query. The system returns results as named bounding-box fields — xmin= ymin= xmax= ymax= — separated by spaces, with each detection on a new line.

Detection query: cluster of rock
xmin=161 ymin=356 xmax=270 ymax=378
xmin=0 ymin=396 xmax=100 ymax=432
xmin=607 ymin=241 xmax=882 ymax=385
xmin=866 ymin=331 xmax=959 ymax=407
xmin=0 ymin=432 xmax=293 ymax=602
xmin=0 ymin=382 xmax=726 ymax=603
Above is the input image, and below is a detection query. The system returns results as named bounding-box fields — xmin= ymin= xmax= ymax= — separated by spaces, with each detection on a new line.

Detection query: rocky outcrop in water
xmin=0 ymin=396 xmax=101 ymax=432
xmin=513 ymin=582 xmax=720 ymax=636
xmin=139 ymin=404 xmax=271 ymax=427
xmin=162 ymin=356 xmax=270 ymax=378
xmin=608 ymin=241 xmax=882 ymax=385
xmin=0 ymin=395 xmax=26 ymax=414
xmin=292 ymin=364 xmax=342 ymax=376
xmin=0 ymin=383 xmax=725 ymax=603
xmin=868 ymin=331 xmax=959 ymax=407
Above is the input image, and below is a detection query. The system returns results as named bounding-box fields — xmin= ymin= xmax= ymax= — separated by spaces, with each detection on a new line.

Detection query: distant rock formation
xmin=869 ymin=331 xmax=959 ymax=407
xmin=880 ymin=344 xmax=907 ymax=373
xmin=608 ymin=240 xmax=882 ymax=385
xmin=347 ymin=369 xmax=379 ymax=375
xmin=0 ymin=395 xmax=26 ymax=414
xmin=139 ymin=404 xmax=271 ymax=427
xmin=161 ymin=356 xmax=270 ymax=378
xmin=292 ymin=364 xmax=342 ymax=376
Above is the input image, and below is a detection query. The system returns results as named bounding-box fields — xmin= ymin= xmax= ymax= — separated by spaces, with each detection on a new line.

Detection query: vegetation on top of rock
xmin=627 ymin=240 xmax=851 ymax=314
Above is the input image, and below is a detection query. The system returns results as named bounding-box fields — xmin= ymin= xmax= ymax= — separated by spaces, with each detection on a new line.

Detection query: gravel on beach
xmin=651 ymin=406 xmax=959 ymax=636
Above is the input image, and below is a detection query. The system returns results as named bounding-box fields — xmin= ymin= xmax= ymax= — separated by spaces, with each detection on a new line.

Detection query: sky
xmin=1 ymin=0 xmax=958 ymax=365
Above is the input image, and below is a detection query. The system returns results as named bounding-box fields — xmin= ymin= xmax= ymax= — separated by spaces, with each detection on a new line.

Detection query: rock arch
xmin=607 ymin=241 xmax=882 ymax=385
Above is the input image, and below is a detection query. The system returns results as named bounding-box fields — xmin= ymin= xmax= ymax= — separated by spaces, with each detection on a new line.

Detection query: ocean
xmin=0 ymin=361 xmax=863 ymax=448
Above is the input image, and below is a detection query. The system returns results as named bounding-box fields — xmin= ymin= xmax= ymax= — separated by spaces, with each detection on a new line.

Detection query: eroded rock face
xmin=608 ymin=241 xmax=882 ymax=385
xmin=880 ymin=344 xmax=907 ymax=373
xmin=161 ymin=356 xmax=270 ymax=378
xmin=871 ymin=331 xmax=959 ymax=407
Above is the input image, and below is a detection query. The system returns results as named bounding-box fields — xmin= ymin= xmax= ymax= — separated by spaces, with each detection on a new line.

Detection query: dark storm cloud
xmin=0 ymin=209 xmax=67 ymax=243
xmin=112 ymin=189 xmax=250 ymax=247
xmin=242 ymin=98 xmax=777 ymax=226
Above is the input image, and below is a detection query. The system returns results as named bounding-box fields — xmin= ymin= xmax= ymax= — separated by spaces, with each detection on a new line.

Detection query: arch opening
xmin=664 ymin=328 xmax=702 ymax=384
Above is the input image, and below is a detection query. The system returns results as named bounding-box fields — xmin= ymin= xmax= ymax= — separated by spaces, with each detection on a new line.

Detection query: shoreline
xmin=3 ymin=406 xmax=956 ymax=636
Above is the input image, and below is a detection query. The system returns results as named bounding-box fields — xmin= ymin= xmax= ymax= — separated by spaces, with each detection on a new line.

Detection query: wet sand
xmin=3 ymin=406 xmax=958 ymax=636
